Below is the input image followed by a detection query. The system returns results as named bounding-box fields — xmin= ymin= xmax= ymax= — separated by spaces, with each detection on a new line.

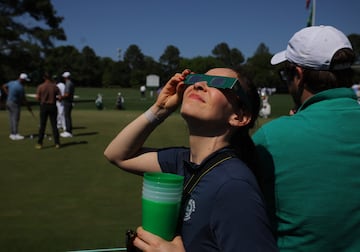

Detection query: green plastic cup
xmin=142 ymin=198 xmax=182 ymax=241
xmin=143 ymin=182 xmax=182 ymax=193
xmin=143 ymin=189 xmax=182 ymax=201
xmin=143 ymin=172 xmax=184 ymax=188
xmin=142 ymin=172 xmax=184 ymax=241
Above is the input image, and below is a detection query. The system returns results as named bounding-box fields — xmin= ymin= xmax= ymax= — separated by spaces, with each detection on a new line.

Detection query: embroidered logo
xmin=183 ymin=198 xmax=196 ymax=221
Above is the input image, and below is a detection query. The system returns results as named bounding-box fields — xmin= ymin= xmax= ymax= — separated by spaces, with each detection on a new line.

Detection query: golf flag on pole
xmin=306 ymin=0 xmax=315 ymax=27
xmin=306 ymin=0 xmax=311 ymax=9
xmin=306 ymin=3 xmax=313 ymax=26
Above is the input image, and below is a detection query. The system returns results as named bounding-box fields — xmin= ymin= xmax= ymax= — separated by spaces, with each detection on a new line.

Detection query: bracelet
xmin=144 ymin=108 xmax=161 ymax=123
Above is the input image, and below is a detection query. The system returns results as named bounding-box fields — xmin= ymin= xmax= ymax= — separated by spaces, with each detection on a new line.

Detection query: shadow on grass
xmin=30 ymin=141 xmax=89 ymax=149
xmin=73 ymin=126 xmax=87 ymax=130
xmin=60 ymin=140 xmax=89 ymax=148
xmin=24 ymin=131 xmax=99 ymax=138
xmin=73 ymin=131 xmax=98 ymax=137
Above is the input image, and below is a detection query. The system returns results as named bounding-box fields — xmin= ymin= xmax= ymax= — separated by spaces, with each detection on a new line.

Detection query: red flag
xmin=306 ymin=0 xmax=311 ymax=9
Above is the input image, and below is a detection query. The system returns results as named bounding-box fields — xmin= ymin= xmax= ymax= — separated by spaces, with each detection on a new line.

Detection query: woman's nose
xmin=193 ymin=81 xmax=208 ymax=91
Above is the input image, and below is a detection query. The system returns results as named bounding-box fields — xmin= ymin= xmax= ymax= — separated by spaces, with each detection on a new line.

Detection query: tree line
xmin=1 ymin=0 xmax=359 ymax=91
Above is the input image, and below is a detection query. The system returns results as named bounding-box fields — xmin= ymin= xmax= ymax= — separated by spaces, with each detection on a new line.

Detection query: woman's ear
xmin=229 ymin=111 xmax=251 ymax=127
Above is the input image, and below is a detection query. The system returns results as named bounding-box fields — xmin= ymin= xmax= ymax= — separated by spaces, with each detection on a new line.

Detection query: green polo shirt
xmin=253 ymin=88 xmax=360 ymax=251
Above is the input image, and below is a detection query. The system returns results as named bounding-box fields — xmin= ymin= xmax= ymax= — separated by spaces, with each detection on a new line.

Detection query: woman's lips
xmin=188 ymin=93 xmax=205 ymax=103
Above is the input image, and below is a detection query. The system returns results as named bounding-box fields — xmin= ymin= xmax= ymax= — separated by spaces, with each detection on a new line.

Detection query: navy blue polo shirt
xmin=158 ymin=147 xmax=277 ymax=252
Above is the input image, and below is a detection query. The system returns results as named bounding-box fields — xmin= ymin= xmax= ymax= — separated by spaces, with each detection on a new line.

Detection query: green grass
xmin=24 ymin=86 xmax=160 ymax=111
xmin=0 ymin=88 xmax=292 ymax=251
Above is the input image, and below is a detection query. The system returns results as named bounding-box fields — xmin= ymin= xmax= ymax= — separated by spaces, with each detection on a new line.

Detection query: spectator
xmin=253 ymin=25 xmax=360 ymax=251
xmin=35 ymin=73 xmax=61 ymax=149
xmin=2 ymin=73 xmax=32 ymax=140
xmin=115 ymin=92 xmax=125 ymax=110
xmin=95 ymin=93 xmax=103 ymax=110
xmin=55 ymin=76 xmax=66 ymax=131
xmin=104 ymin=68 xmax=278 ymax=251
xmin=60 ymin=71 xmax=75 ymax=138
xmin=140 ymin=85 xmax=146 ymax=99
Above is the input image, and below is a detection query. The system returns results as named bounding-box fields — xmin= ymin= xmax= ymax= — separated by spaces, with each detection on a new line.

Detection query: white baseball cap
xmin=62 ymin=71 xmax=71 ymax=78
xmin=271 ymin=25 xmax=353 ymax=70
xmin=19 ymin=73 xmax=30 ymax=81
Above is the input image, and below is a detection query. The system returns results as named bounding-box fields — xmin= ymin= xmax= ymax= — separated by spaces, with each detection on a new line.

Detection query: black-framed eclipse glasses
xmin=184 ymin=74 xmax=251 ymax=108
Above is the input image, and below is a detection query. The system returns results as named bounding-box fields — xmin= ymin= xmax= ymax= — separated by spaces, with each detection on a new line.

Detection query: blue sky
xmin=51 ymin=0 xmax=360 ymax=61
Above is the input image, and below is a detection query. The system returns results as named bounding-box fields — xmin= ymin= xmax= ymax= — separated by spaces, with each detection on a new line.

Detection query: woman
xmin=104 ymin=68 xmax=277 ymax=251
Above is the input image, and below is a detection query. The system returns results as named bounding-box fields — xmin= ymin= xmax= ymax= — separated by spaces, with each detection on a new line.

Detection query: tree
xmin=180 ymin=56 xmax=225 ymax=74
xmin=100 ymin=57 xmax=131 ymax=87
xmin=123 ymin=44 xmax=147 ymax=87
xmin=100 ymin=57 xmax=114 ymax=87
xmin=244 ymin=43 xmax=279 ymax=90
xmin=348 ymin=34 xmax=360 ymax=83
xmin=212 ymin=42 xmax=244 ymax=67
xmin=144 ymin=56 xmax=161 ymax=74
xmin=123 ymin=44 xmax=145 ymax=70
xmin=254 ymin=43 xmax=270 ymax=55
xmin=78 ymin=46 xmax=102 ymax=86
xmin=0 ymin=0 xmax=66 ymax=82
xmin=43 ymin=45 xmax=81 ymax=79
xmin=348 ymin=34 xmax=360 ymax=64
xmin=159 ymin=45 xmax=181 ymax=80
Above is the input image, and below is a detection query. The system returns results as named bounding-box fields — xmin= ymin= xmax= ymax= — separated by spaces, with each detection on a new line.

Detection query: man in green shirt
xmin=253 ymin=25 xmax=360 ymax=251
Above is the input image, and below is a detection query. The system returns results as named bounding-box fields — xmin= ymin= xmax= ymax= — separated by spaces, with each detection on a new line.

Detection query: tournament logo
xmin=183 ymin=198 xmax=196 ymax=221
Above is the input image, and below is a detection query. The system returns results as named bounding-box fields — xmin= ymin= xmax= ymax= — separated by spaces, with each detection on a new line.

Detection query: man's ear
xmin=229 ymin=111 xmax=251 ymax=127
xmin=295 ymin=66 xmax=303 ymax=81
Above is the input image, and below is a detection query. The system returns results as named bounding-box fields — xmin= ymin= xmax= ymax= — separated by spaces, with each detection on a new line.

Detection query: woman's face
xmin=180 ymin=68 xmax=239 ymax=127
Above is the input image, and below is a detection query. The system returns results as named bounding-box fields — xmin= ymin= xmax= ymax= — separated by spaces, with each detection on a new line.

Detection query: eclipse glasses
xmin=184 ymin=74 xmax=251 ymax=108
xmin=184 ymin=74 xmax=239 ymax=89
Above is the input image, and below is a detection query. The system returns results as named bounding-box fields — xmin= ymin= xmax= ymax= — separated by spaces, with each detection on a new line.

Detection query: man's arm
xmin=2 ymin=83 xmax=8 ymax=96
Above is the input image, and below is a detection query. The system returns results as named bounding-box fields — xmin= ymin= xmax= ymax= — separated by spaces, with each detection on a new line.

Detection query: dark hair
xmin=287 ymin=48 xmax=355 ymax=94
xmin=230 ymin=67 xmax=263 ymax=190
xmin=43 ymin=72 xmax=54 ymax=80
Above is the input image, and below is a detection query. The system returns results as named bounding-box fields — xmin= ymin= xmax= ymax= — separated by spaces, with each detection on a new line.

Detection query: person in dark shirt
xmin=104 ymin=68 xmax=278 ymax=252
xmin=35 ymin=72 xmax=61 ymax=149
xmin=60 ymin=71 xmax=75 ymax=138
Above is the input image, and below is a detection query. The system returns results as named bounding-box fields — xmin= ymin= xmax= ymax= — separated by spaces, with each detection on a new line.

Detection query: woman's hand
xmin=133 ymin=227 xmax=186 ymax=252
xmin=155 ymin=69 xmax=191 ymax=112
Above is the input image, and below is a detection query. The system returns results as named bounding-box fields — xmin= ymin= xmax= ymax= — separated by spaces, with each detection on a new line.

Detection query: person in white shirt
xmin=56 ymin=78 xmax=66 ymax=131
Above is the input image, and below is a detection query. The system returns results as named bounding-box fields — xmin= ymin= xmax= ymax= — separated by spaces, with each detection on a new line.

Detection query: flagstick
xmin=312 ymin=0 xmax=316 ymax=26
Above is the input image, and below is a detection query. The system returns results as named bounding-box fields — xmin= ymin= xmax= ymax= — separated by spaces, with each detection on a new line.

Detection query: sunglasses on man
xmin=278 ymin=65 xmax=298 ymax=85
